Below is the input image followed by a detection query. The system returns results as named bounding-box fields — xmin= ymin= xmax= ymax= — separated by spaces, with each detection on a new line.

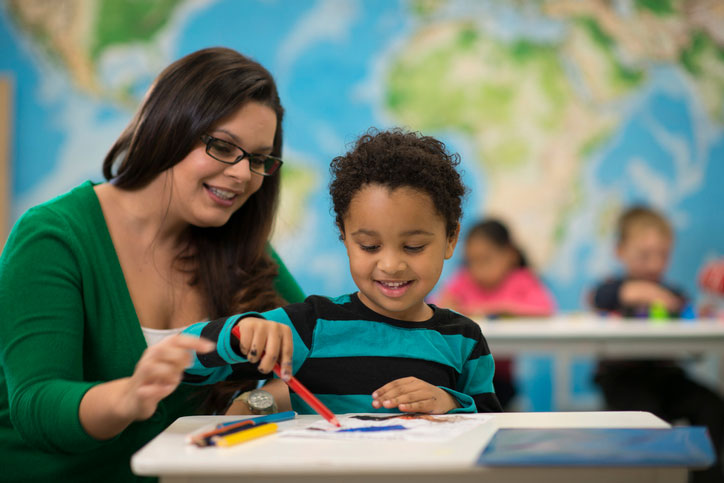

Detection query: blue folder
xmin=477 ymin=427 xmax=714 ymax=467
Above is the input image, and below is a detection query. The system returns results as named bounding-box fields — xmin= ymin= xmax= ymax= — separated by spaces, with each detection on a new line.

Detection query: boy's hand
xmin=371 ymin=377 xmax=460 ymax=414
xmin=234 ymin=317 xmax=294 ymax=379
xmin=620 ymin=280 xmax=682 ymax=313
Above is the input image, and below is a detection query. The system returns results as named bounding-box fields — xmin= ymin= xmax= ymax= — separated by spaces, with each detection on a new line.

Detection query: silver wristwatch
xmin=236 ymin=389 xmax=277 ymax=415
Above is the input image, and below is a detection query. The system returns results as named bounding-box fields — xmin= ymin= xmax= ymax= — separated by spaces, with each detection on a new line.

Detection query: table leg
xmin=554 ymin=352 xmax=572 ymax=411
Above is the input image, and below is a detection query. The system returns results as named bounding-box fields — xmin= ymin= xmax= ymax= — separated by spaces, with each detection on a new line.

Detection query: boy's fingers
xmin=387 ymin=390 xmax=429 ymax=405
xmin=399 ymin=399 xmax=435 ymax=413
xmin=247 ymin=324 xmax=268 ymax=364
xmin=258 ymin=331 xmax=281 ymax=374
xmin=236 ymin=322 xmax=254 ymax=359
xmin=372 ymin=377 xmax=416 ymax=399
xmin=279 ymin=325 xmax=294 ymax=380
xmin=381 ymin=389 xmax=429 ymax=408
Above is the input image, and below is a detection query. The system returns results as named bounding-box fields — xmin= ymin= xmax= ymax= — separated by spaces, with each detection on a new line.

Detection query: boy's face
xmin=341 ymin=184 xmax=458 ymax=322
xmin=616 ymin=226 xmax=672 ymax=281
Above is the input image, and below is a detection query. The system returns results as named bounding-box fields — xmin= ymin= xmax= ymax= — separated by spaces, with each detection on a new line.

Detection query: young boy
xmin=593 ymin=207 xmax=684 ymax=316
xmin=182 ymin=129 xmax=503 ymax=414
xmin=592 ymin=206 xmax=724 ymax=483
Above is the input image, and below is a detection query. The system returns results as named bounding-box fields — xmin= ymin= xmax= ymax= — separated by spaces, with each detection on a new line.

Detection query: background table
xmin=476 ymin=316 xmax=724 ymax=410
xmin=132 ymin=411 xmax=688 ymax=483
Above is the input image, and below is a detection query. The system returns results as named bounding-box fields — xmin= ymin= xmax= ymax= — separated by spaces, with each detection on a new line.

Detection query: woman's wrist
xmin=79 ymin=378 xmax=137 ymax=440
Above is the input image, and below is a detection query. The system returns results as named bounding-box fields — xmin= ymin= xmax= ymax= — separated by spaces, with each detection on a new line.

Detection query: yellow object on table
xmin=214 ymin=423 xmax=278 ymax=448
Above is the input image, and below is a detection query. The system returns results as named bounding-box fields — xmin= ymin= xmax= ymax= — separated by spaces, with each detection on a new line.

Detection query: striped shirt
xmin=183 ymin=293 xmax=502 ymax=414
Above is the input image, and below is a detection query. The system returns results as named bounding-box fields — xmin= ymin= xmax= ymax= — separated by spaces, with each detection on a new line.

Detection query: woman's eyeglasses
xmin=200 ymin=134 xmax=283 ymax=176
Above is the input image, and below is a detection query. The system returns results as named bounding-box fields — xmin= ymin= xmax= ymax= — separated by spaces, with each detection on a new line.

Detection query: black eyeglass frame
xmin=200 ymin=134 xmax=283 ymax=176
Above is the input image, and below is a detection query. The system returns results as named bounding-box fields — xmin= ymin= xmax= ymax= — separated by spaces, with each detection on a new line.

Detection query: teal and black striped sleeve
xmin=181 ymin=304 xmax=314 ymax=385
xmin=182 ymin=313 xmax=265 ymax=385
xmin=451 ymin=330 xmax=500 ymax=413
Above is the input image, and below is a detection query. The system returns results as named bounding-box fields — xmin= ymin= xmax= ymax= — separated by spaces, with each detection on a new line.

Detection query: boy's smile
xmin=341 ymin=184 xmax=458 ymax=322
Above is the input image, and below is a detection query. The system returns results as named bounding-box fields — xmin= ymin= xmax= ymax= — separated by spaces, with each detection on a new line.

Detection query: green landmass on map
xmin=575 ymin=17 xmax=645 ymax=91
xmin=92 ymin=0 xmax=180 ymax=60
xmin=386 ymin=22 xmax=574 ymax=170
xmin=634 ymin=0 xmax=676 ymax=16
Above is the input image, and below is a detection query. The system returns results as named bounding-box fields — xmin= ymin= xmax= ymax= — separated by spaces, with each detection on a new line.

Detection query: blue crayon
xmin=337 ymin=425 xmax=407 ymax=433
xmin=216 ymin=410 xmax=297 ymax=429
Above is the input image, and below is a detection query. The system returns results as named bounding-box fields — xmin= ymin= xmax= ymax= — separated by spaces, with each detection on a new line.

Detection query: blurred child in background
xmin=698 ymin=258 xmax=724 ymax=319
xmin=593 ymin=207 xmax=684 ymax=316
xmin=436 ymin=219 xmax=556 ymax=409
xmin=591 ymin=206 xmax=724 ymax=483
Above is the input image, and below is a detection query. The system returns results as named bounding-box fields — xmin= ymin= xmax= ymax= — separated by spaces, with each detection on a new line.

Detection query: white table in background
xmin=476 ymin=316 xmax=724 ymax=410
xmin=132 ymin=411 xmax=687 ymax=483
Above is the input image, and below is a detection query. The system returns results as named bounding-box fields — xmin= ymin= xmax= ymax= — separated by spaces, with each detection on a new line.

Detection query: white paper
xmin=280 ymin=413 xmax=492 ymax=442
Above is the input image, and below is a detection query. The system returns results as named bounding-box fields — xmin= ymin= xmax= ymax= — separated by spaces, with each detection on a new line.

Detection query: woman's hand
xmin=80 ymin=334 xmax=214 ymax=440
xmin=120 ymin=335 xmax=216 ymax=421
xmin=233 ymin=317 xmax=294 ymax=380
xmin=371 ymin=377 xmax=460 ymax=414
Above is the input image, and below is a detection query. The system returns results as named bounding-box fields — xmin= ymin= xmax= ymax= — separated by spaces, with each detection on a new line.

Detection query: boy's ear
xmin=337 ymin=222 xmax=346 ymax=241
xmin=444 ymin=224 xmax=460 ymax=260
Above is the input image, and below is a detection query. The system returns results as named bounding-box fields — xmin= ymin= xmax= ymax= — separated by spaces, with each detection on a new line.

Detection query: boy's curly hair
xmin=329 ymin=128 xmax=467 ymax=238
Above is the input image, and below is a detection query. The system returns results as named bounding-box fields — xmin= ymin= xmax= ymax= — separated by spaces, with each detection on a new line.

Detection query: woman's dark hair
xmin=329 ymin=128 xmax=467 ymax=237
xmin=467 ymin=219 xmax=528 ymax=268
xmin=103 ymin=47 xmax=285 ymax=318
xmin=103 ymin=47 xmax=286 ymax=413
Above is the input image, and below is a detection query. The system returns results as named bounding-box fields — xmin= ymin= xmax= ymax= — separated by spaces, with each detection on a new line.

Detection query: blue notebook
xmin=477 ymin=427 xmax=714 ymax=467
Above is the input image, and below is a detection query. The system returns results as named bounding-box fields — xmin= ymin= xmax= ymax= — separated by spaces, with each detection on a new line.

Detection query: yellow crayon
xmin=214 ymin=423 xmax=278 ymax=448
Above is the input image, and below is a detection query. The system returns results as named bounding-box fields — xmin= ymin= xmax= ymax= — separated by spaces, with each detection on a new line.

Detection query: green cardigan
xmin=0 ymin=181 xmax=305 ymax=482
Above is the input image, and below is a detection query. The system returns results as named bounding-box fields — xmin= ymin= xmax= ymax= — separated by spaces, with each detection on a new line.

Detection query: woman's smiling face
xmin=342 ymin=184 xmax=458 ymax=322
xmin=168 ymin=101 xmax=277 ymax=228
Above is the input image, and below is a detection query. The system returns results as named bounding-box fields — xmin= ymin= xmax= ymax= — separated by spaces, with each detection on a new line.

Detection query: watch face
xmin=248 ymin=390 xmax=275 ymax=410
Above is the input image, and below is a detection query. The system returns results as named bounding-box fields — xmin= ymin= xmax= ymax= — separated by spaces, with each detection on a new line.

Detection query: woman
xmin=0 ymin=47 xmax=301 ymax=482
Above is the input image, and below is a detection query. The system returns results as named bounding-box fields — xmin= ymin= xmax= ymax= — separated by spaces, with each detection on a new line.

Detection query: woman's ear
xmin=445 ymin=224 xmax=460 ymax=259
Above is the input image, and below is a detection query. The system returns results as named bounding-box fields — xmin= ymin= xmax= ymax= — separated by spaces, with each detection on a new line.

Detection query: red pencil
xmin=272 ymin=363 xmax=340 ymax=427
xmin=230 ymin=325 xmax=341 ymax=427
xmin=187 ymin=419 xmax=254 ymax=446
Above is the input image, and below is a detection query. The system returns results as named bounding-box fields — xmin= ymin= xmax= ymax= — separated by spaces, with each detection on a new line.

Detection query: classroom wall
xmin=1 ymin=1 xmax=723 ymax=410
xmin=2 ymin=1 xmax=722 ymax=311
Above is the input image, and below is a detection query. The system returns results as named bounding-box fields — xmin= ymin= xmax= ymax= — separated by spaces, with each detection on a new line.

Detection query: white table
xmin=476 ymin=316 xmax=724 ymax=410
xmin=132 ymin=411 xmax=687 ymax=483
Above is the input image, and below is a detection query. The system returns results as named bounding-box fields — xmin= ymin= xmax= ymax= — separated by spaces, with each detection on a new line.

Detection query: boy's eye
xmin=405 ymin=245 xmax=425 ymax=253
xmin=360 ymin=244 xmax=380 ymax=252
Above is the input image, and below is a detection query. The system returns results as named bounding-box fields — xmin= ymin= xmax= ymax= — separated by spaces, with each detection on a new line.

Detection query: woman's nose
xmin=224 ymin=158 xmax=253 ymax=182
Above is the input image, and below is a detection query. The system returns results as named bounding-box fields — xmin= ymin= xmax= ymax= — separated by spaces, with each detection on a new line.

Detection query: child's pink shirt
xmin=435 ymin=267 xmax=556 ymax=317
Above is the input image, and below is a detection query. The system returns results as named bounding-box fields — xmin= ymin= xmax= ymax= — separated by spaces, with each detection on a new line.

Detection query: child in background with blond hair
xmin=592 ymin=206 xmax=724 ymax=483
